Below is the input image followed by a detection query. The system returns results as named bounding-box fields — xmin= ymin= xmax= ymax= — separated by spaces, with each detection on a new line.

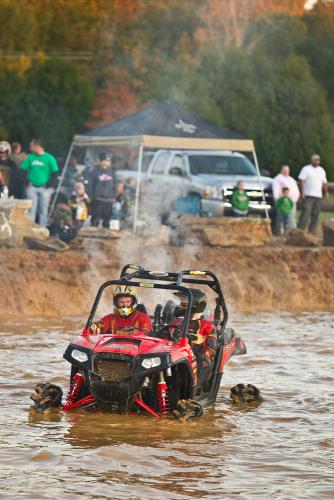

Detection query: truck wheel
xmin=230 ymin=383 xmax=263 ymax=404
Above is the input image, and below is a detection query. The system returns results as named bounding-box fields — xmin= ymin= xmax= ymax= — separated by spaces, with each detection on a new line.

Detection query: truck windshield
xmin=189 ymin=155 xmax=257 ymax=176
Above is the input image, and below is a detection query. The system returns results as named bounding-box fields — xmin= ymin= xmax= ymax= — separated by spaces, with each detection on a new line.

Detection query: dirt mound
xmin=0 ymin=236 xmax=333 ymax=317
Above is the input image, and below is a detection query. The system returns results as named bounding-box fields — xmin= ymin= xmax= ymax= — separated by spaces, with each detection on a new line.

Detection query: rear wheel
xmin=230 ymin=383 xmax=263 ymax=404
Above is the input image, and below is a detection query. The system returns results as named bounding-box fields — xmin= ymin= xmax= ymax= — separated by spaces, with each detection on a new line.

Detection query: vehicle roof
xmin=153 ymin=150 xmax=246 ymax=157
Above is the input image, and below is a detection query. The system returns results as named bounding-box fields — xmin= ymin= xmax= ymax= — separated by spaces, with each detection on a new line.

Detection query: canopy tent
xmin=50 ymin=102 xmax=267 ymax=229
xmin=80 ymin=100 xmax=243 ymax=139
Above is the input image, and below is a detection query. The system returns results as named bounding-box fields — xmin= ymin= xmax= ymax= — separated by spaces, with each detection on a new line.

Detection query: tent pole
xmin=252 ymin=148 xmax=269 ymax=219
xmin=47 ymin=142 xmax=74 ymax=224
xmin=133 ymin=144 xmax=144 ymax=234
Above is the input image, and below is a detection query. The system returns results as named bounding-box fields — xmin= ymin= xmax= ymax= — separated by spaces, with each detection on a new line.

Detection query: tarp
xmin=80 ymin=100 xmax=243 ymax=139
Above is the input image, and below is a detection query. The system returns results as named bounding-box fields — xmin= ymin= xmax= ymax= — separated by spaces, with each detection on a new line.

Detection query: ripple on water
xmin=0 ymin=313 xmax=333 ymax=499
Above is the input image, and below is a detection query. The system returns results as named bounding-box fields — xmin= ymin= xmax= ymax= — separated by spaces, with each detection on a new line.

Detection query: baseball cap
xmin=99 ymin=152 xmax=112 ymax=161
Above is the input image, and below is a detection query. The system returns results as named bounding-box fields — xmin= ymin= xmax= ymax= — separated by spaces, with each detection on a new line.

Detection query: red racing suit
xmin=187 ymin=318 xmax=217 ymax=360
xmin=170 ymin=317 xmax=217 ymax=385
xmin=94 ymin=308 xmax=152 ymax=335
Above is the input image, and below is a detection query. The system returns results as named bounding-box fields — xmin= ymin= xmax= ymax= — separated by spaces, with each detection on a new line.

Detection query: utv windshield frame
xmin=84 ymin=264 xmax=228 ymax=338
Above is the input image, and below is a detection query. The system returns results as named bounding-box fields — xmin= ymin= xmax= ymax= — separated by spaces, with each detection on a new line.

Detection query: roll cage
xmin=84 ymin=264 xmax=228 ymax=338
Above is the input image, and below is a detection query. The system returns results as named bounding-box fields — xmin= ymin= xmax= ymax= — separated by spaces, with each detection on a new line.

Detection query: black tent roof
xmin=84 ymin=101 xmax=242 ymax=139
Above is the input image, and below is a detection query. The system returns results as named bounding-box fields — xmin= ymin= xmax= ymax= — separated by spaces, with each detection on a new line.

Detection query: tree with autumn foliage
xmin=1 ymin=0 xmax=334 ymax=179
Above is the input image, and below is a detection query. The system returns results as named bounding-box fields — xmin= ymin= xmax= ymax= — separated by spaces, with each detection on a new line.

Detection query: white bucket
xmin=109 ymin=219 xmax=120 ymax=231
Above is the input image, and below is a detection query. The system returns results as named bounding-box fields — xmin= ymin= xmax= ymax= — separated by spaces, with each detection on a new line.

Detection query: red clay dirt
xmin=1 ymin=237 xmax=334 ymax=317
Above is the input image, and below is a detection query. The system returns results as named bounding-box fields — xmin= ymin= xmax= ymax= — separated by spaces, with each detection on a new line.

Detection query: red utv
xmin=31 ymin=265 xmax=261 ymax=418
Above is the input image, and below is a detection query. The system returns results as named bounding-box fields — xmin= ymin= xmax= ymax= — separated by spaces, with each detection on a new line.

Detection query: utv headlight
xmin=71 ymin=349 xmax=88 ymax=363
xmin=141 ymin=357 xmax=161 ymax=369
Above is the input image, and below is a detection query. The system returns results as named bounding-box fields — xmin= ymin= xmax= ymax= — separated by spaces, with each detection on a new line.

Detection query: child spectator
xmin=68 ymin=182 xmax=90 ymax=230
xmin=275 ymin=187 xmax=294 ymax=235
xmin=231 ymin=181 xmax=249 ymax=217
xmin=48 ymin=201 xmax=76 ymax=243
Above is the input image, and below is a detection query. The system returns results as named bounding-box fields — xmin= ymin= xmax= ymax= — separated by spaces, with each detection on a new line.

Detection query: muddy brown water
xmin=0 ymin=313 xmax=333 ymax=499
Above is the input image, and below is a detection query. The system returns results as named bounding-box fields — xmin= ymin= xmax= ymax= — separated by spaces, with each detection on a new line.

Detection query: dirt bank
xmin=1 ymin=236 xmax=334 ymax=317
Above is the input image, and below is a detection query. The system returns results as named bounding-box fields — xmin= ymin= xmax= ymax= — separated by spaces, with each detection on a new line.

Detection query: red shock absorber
xmin=157 ymin=371 xmax=170 ymax=415
xmin=66 ymin=373 xmax=84 ymax=405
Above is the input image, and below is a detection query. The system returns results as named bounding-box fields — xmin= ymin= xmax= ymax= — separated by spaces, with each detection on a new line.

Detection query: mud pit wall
xmin=1 ymin=237 xmax=334 ymax=317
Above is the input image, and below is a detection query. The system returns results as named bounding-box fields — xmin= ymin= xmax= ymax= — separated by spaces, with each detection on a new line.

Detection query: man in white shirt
xmin=297 ymin=154 xmax=328 ymax=234
xmin=272 ymin=164 xmax=300 ymax=228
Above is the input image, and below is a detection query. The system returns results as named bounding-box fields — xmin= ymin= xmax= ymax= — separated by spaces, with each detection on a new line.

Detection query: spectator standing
xmin=297 ymin=154 xmax=328 ymax=234
xmin=63 ymin=155 xmax=79 ymax=190
xmin=10 ymin=142 xmax=27 ymax=167
xmin=124 ymin=177 xmax=137 ymax=227
xmin=231 ymin=181 xmax=249 ymax=217
xmin=0 ymin=141 xmax=24 ymax=198
xmin=272 ymin=164 xmax=299 ymax=228
xmin=21 ymin=138 xmax=59 ymax=226
xmin=90 ymin=155 xmax=116 ymax=228
xmin=112 ymin=180 xmax=126 ymax=222
xmin=275 ymin=187 xmax=294 ymax=235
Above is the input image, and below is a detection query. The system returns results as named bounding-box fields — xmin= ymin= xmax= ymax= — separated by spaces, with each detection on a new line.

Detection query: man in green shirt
xmin=275 ymin=187 xmax=294 ymax=235
xmin=231 ymin=181 xmax=249 ymax=217
xmin=21 ymin=139 xmax=59 ymax=226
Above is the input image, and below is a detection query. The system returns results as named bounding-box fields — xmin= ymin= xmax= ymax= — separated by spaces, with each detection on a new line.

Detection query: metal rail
xmin=85 ymin=264 xmax=228 ymax=335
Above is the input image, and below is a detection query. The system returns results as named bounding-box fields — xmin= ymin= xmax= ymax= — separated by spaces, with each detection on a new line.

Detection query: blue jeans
xmin=275 ymin=212 xmax=294 ymax=235
xmin=26 ymin=186 xmax=53 ymax=227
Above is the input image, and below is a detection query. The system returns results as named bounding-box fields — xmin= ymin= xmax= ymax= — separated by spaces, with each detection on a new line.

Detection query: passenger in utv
xmin=90 ymin=285 xmax=151 ymax=335
xmin=173 ymin=289 xmax=218 ymax=386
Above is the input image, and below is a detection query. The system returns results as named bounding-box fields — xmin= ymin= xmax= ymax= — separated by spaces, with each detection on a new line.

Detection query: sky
xmin=304 ymin=0 xmax=318 ymax=8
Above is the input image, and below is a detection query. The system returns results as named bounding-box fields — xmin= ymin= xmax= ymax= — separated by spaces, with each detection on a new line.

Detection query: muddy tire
xmin=30 ymin=383 xmax=63 ymax=413
xmin=173 ymin=399 xmax=203 ymax=422
xmin=230 ymin=383 xmax=263 ymax=404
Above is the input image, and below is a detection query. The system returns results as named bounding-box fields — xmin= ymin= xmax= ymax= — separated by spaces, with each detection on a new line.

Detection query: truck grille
xmin=93 ymin=354 xmax=132 ymax=382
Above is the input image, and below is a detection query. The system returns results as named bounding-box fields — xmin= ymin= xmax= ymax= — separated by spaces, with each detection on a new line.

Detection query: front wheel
xmin=30 ymin=383 xmax=63 ymax=413
xmin=173 ymin=399 xmax=203 ymax=422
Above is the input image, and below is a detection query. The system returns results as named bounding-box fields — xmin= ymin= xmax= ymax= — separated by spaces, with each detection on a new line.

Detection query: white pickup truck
xmin=116 ymin=149 xmax=273 ymax=217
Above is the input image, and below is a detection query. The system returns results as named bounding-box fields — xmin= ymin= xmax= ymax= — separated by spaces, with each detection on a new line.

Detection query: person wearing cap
xmin=0 ymin=141 xmax=24 ymax=198
xmin=90 ymin=153 xmax=116 ymax=228
xmin=172 ymin=289 xmax=218 ymax=386
xmin=297 ymin=154 xmax=328 ymax=234
xmin=90 ymin=285 xmax=151 ymax=335
xmin=21 ymin=138 xmax=59 ymax=226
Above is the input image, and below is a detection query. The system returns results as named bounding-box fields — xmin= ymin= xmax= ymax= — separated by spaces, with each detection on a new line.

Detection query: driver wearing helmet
xmin=91 ymin=285 xmax=151 ymax=335
xmin=173 ymin=289 xmax=217 ymax=386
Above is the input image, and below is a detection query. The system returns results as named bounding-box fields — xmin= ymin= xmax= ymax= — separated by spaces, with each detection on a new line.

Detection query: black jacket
xmin=0 ymin=158 xmax=25 ymax=198
xmin=90 ymin=167 xmax=116 ymax=200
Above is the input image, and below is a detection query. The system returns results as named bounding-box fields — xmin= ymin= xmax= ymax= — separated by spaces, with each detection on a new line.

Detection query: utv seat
xmin=136 ymin=303 xmax=148 ymax=314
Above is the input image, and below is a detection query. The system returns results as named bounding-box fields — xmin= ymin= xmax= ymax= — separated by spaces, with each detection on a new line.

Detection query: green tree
xmin=301 ymin=4 xmax=334 ymax=115
xmin=4 ymin=59 xmax=94 ymax=154
xmin=0 ymin=66 xmax=24 ymax=138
